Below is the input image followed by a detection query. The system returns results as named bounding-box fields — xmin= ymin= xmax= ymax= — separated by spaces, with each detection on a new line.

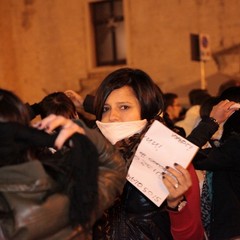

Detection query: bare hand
xmin=162 ymin=163 xmax=192 ymax=208
xmin=32 ymin=114 xmax=85 ymax=149
xmin=64 ymin=90 xmax=84 ymax=109
xmin=210 ymin=100 xmax=238 ymax=124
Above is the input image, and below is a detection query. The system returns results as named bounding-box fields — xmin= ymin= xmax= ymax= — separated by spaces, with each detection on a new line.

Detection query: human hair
xmin=39 ymin=92 xmax=78 ymax=119
xmin=188 ymin=89 xmax=211 ymax=106
xmin=0 ymin=88 xmax=30 ymax=125
xmin=217 ymin=78 xmax=240 ymax=96
xmin=0 ymin=88 xmax=98 ymax=231
xmin=163 ymin=93 xmax=178 ymax=111
xmin=0 ymin=89 xmax=31 ymax=166
xmin=200 ymin=97 xmax=220 ymax=119
xmin=219 ymin=86 xmax=240 ymax=103
xmin=94 ymin=68 xmax=164 ymax=121
xmin=219 ymin=86 xmax=240 ymax=141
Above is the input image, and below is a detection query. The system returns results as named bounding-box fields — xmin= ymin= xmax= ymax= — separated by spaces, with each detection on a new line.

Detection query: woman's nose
xmin=109 ymin=109 xmax=120 ymax=122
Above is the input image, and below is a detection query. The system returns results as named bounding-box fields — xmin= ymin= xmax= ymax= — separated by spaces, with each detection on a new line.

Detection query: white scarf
xmin=96 ymin=119 xmax=147 ymax=145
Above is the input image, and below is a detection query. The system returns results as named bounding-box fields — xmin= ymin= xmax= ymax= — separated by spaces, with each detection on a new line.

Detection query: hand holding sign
xmin=127 ymin=120 xmax=199 ymax=206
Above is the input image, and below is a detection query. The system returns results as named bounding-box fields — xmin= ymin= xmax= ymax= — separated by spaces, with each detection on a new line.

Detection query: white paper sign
xmin=127 ymin=120 xmax=199 ymax=206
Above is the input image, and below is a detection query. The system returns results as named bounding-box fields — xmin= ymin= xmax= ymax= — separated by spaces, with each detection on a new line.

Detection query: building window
xmin=90 ymin=0 xmax=126 ymax=66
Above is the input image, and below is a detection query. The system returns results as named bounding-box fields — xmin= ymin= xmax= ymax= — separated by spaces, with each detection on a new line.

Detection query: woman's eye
xmin=120 ymin=105 xmax=130 ymax=110
xmin=103 ymin=106 xmax=110 ymax=113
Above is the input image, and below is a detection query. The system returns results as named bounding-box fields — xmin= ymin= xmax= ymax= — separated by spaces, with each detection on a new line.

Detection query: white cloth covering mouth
xmin=96 ymin=119 xmax=147 ymax=145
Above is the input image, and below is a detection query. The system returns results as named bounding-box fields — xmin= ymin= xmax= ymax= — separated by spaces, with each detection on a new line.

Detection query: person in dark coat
xmin=0 ymin=88 xmax=126 ymax=240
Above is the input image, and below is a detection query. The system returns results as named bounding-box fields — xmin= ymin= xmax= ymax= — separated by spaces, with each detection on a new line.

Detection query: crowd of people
xmin=0 ymin=68 xmax=240 ymax=240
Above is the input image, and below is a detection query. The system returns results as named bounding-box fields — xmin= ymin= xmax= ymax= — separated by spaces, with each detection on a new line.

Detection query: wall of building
xmin=0 ymin=0 xmax=240 ymax=105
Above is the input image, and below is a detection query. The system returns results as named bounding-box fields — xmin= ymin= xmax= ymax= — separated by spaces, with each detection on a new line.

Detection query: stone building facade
xmin=0 ymin=0 xmax=240 ymax=106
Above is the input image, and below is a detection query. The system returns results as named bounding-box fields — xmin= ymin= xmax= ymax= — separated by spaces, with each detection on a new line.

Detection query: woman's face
xmin=101 ymin=86 xmax=141 ymax=122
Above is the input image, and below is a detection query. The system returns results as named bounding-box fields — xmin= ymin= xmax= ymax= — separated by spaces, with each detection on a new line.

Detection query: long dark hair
xmin=94 ymin=68 xmax=164 ymax=121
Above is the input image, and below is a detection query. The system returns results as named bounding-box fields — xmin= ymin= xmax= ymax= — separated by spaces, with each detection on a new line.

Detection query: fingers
xmin=219 ymin=100 xmax=238 ymax=111
xmin=64 ymin=90 xmax=83 ymax=108
xmin=54 ymin=123 xmax=84 ymax=149
xmin=32 ymin=114 xmax=85 ymax=149
xmin=210 ymin=100 xmax=237 ymax=124
xmin=33 ymin=114 xmax=63 ymax=133
xmin=228 ymin=102 xmax=240 ymax=110
xmin=162 ymin=163 xmax=192 ymax=205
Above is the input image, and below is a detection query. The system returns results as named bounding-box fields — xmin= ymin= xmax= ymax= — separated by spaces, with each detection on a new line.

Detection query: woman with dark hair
xmin=94 ymin=68 xmax=164 ymax=121
xmin=0 ymin=88 xmax=126 ymax=240
xmin=64 ymin=68 xmax=235 ymax=240
xmin=193 ymin=86 xmax=240 ymax=239
xmin=92 ymin=68 xmax=204 ymax=240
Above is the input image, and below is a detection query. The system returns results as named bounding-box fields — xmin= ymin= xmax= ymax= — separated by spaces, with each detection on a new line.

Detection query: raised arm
xmin=34 ymin=115 xmax=127 ymax=223
xmin=188 ymin=100 xmax=237 ymax=147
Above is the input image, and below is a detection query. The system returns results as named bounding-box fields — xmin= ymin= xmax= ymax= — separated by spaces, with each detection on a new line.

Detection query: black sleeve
xmin=187 ymin=117 xmax=219 ymax=148
xmin=193 ymin=134 xmax=240 ymax=171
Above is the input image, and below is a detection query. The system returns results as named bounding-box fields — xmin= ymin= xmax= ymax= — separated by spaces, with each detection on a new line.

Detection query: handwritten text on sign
xmin=127 ymin=120 xmax=199 ymax=206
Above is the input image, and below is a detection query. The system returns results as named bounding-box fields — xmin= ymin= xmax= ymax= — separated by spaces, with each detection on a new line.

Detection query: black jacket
xmin=192 ymin=134 xmax=240 ymax=240
xmin=0 ymin=122 xmax=126 ymax=240
xmin=187 ymin=117 xmax=240 ymax=240
xmin=93 ymin=119 xmax=213 ymax=240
